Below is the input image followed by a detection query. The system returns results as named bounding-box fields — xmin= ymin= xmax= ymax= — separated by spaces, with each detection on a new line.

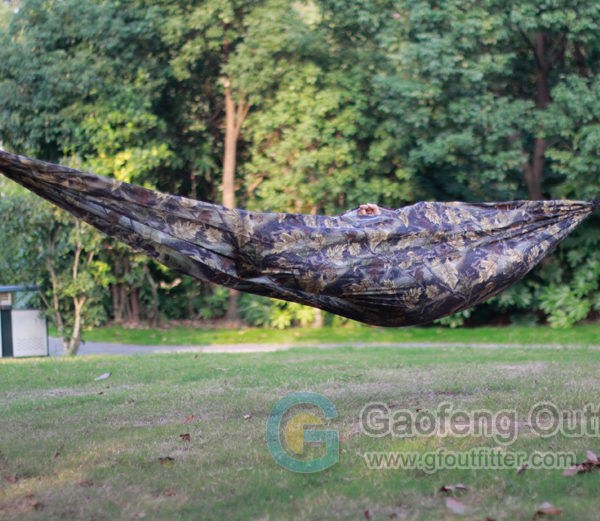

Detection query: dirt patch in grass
xmin=0 ymin=385 xmax=140 ymax=405
xmin=0 ymin=494 xmax=44 ymax=516
xmin=1 ymin=388 xmax=96 ymax=402
xmin=494 ymin=362 xmax=550 ymax=375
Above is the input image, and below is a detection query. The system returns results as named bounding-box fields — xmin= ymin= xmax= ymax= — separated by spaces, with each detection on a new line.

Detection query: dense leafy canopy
xmin=1 ymin=0 xmax=599 ymax=349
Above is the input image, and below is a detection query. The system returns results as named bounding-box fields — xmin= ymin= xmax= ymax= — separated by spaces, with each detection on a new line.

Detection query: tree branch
xmin=234 ymin=96 xmax=250 ymax=138
xmin=517 ymin=26 xmax=536 ymax=53
xmin=573 ymin=41 xmax=589 ymax=77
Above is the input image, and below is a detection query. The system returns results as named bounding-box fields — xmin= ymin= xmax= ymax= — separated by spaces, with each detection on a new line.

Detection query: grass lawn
xmin=2 ymin=344 xmax=600 ymax=520
xmin=59 ymin=323 xmax=600 ymax=347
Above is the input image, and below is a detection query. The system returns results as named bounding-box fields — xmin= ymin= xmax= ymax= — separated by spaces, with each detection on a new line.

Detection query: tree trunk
xmin=313 ymin=308 xmax=324 ymax=328
xmin=48 ymin=265 xmax=65 ymax=337
xmin=522 ymin=31 xmax=556 ymax=200
xmin=111 ymin=283 xmax=123 ymax=324
xmin=129 ymin=285 xmax=141 ymax=326
xmin=187 ymin=292 xmax=195 ymax=319
xmin=121 ymin=284 xmax=132 ymax=322
xmin=222 ymin=83 xmax=250 ymax=323
xmin=523 ymin=139 xmax=546 ymax=200
xmin=573 ymin=41 xmax=589 ymax=77
xmin=144 ymin=264 xmax=161 ymax=327
xmin=64 ymin=297 xmax=85 ymax=356
xmin=222 ymin=85 xmax=238 ymax=210
xmin=190 ymin=170 xmax=198 ymax=200
xmin=63 ymin=221 xmax=87 ymax=356
xmin=225 ymin=289 xmax=239 ymax=324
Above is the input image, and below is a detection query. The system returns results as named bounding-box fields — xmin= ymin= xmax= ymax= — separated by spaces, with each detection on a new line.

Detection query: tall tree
xmin=166 ymin=0 xmax=303 ymax=320
xmin=0 ymin=0 xmax=180 ymax=327
xmin=245 ymin=0 xmax=403 ymax=214
xmin=369 ymin=0 xmax=600 ymax=325
xmin=371 ymin=0 xmax=600 ymax=202
xmin=0 ymin=195 xmax=109 ymax=355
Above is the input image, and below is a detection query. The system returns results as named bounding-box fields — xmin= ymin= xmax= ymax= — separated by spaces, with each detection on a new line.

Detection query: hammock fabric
xmin=0 ymin=150 xmax=596 ymax=327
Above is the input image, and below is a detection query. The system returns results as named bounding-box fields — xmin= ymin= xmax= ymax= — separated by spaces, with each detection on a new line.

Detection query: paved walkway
xmin=48 ymin=337 xmax=600 ymax=356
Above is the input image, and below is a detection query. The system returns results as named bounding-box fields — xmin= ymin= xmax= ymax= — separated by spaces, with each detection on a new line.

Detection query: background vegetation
xmin=1 ymin=0 xmax=600 ymax=352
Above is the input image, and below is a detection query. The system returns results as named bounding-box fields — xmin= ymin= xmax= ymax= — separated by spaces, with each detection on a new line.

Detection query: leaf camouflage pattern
xmin=0 ymin=150 xmax=597 ymax=326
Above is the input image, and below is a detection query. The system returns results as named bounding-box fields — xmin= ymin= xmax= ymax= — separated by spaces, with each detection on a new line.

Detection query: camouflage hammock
xmin=0 ymin=150 xmax=596 ymax=327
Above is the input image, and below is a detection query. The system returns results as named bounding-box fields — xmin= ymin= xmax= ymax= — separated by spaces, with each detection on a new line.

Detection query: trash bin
xmin=0 ymin=286 xmax=48 ymax=358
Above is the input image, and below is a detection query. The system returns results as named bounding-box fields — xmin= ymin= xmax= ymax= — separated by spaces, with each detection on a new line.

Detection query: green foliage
xmin=239 ymin=294 xmax=318 ymax=329
xmin=435 ymin=308 xmax=473 ymax=329
xmin=539 ymin=250 xmax=600 ymax=327
xmin=199 ymin=286 xmax=230 ymax=320
xmin=364 ymin=0 xmax=600 ymax=326
xmin=269 ymin=301 xmax=317 ymax=329
xmin=0 ymin=0 xmax=171 ymax=174
xmin=545 ymin=75 xmax=600 ymax=201
xmin=0 ymin=194 xmax=107 ymax=353
xmin=495 ymin=282 xmax=536 ymax=310
xmin=245 ymin=0 xmax=406 ymax=213
xmin=1 ymin=0 xmax=600 ymax=329
xmin=238 ymin=294 xmax=274 ymax=327
xmin=365 ymin=0 xmax=600 ymax=200
xmin=0 ymin=194 xmax=46 ymax=283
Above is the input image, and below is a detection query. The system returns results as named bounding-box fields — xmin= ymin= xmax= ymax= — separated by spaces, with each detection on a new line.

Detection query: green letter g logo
xmin=267 ymin=392 xmax=338 ymax=473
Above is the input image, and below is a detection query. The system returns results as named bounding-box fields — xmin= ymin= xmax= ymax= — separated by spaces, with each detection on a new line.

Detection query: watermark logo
xmin=362 ymin=448 xmax=576 ymax=474
xmin=359 ymin=401 xmax=600 ymax=444
xmin=360 ymin=401 xmax=518 ymax=445
xmin=266 ymin=392 xmax=339 ymax=473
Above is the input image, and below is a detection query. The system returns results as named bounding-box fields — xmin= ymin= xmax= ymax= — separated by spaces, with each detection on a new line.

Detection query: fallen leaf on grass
xmin=179 ymin=433 xmax=191 ymax=442
xmin=94 ymin=372 xmax=111 ymax=381
xmin=53 ymin=444 xmax=64 ymax=459
xmin=183 ymin=415 xmax=194 ymax=424
xmin=562 ymin=449 xmax=600 ymax=476
xmin=3 ymin=475 xmax=18 ymax=483
xmin=158 ymin=457 xmax=175 ymax=467
xmin=586 ymin=450 xmax=598 ymax=463
xmin=0 ymin=495 xmax=42 ymax=515
xmin=445 ymin=497 xmax=467 ymax=514
xmin=534 ymin=502 xmax=562 ymax=517
xmin=440 ymin=483 xmax=467 ymax=492
xmin=78 ymin=480 xmax=94 ymax=488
